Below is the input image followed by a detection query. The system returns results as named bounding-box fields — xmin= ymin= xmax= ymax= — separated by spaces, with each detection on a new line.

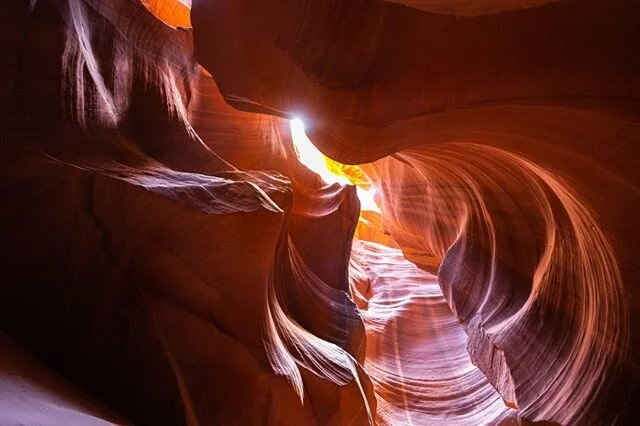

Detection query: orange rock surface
xmin=0 ymin=0 xmax=638 ymax=425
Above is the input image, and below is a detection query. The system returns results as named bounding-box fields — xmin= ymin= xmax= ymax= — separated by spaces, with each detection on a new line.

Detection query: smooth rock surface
xmin=1 ymin=0 xmax=638 ymax=424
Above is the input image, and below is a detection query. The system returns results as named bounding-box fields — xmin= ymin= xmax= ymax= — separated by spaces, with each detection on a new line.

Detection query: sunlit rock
xmin=0 ymin=0 xmax=638 ymax=424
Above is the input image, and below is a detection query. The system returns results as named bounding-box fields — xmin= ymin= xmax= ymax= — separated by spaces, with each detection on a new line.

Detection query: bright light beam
xmin=290 ymin=118 xmax=380 ymax=213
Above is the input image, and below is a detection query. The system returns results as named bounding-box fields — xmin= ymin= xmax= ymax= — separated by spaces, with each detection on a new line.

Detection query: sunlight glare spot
xmin=290 ymin=118 xmax=380 ymax=213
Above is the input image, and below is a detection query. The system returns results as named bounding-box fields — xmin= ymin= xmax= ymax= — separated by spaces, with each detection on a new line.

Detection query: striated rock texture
xmin=351 ymin=240 xmax=515 ymax=425
xmin=1 ymin=0 xmax=639 ymax=425
xmin=1 ymin=0 xmax=372 ymax=424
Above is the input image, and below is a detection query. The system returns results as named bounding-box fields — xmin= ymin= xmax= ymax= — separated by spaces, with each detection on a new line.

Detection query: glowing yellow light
xmin=141 ymin=0 xmax=192 ymax=28
xmin=290 ymin=118 xmax=380 ymax=213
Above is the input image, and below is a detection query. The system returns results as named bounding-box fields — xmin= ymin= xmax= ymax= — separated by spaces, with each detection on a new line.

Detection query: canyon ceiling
xmin=0 ymin=0 xmax=639 ymax=425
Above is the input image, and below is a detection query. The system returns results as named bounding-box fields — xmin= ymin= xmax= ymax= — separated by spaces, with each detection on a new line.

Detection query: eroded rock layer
xmin=367 ymin=144 xmax=633 ymax=424
xmin=1 ymin=1 xmax=373 ymax=424
xmin=351 ymin=240 xmax=514 ymax=425
xmin=1 ymin=0 xmax=639 ymax=424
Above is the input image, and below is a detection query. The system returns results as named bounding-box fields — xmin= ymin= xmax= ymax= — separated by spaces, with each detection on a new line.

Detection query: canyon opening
xmin=0 ymin=0 xmax=638 ymax=425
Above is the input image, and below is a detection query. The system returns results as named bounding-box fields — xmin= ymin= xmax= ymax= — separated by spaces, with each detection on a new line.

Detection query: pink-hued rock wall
xmin=0 ymin=0 xmax=638 ymax=424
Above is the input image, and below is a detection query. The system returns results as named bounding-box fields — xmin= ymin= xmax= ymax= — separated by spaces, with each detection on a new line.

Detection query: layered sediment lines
xmin=1 ymin=0 xmax=639 ymax=424
xmin=191 ymin=0 xmax=640 ymax=422
xmin=368 ymin=145 xmax=632 ymax=424
xmin=1 ymin=0 xmax=372 ymax=424
xmin=351 ymin=240 xmax=514 ymax=425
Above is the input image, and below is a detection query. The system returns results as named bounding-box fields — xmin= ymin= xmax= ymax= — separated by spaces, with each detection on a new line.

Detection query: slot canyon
xmin=0 ymin=0 xmax=638 ymax=424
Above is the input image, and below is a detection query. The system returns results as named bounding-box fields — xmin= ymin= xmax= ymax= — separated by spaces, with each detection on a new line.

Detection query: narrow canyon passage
xmin=291 ymin=117 xmax=515 ymax=423
xmin=290 ymin=121 xmax=535 ymax=425
xmin=1 ymin=0 xmax=638 ymax=425
xmin=352 ymin=240 xmax=513 ymax=425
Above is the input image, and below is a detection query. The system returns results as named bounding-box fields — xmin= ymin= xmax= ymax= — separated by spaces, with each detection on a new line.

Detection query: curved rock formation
xmin=351 ymin=240 xmax=514 ymax=425
xmin=368 ymin=145 xmax=632 ymax=424
xmin=1 ymin=0 xmax=638 ymax=424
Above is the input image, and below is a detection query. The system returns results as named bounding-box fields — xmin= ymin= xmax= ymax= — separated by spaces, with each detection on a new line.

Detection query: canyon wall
xmin=1 ymin=0 xmax=638 ymax=424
